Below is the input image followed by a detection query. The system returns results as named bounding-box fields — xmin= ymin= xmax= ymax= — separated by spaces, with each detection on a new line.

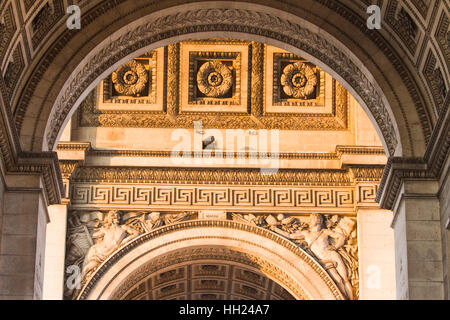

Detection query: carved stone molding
xmin=377 ymin=103 xmax=449 ymax=210
xmin=56 ymin=142 xmax=91 ymax=152
xmin=70 ymin=166 xmax=354 ymax=186
xmin=376 ymin=157 xmax=434 ymax=209
xmin=42 ymin=7 xmax=398 ymax=154
xmin=84 ymin=145 xmax=385 ymax=161
xmin=13 ymin=151 xmax=63 ymax=205
xmin=0 ymin=100 xmax=62 ymax=205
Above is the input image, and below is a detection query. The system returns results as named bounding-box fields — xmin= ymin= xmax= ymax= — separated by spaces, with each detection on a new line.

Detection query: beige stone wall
xmin=43 ymin=205 xmax=67 ymax=300
xmin=0 ymin=182 xmax=49 ymax=299
xmin=439 ymin=157 xmax=450 ymax=298
xmin=357 ymin=209 xmax=396 ymax=299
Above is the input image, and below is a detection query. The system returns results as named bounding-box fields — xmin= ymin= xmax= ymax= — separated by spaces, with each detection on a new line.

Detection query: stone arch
xmin=12 ymin=1 xmax=434 ymax=157
xmin=78 ymin=220 xmax=345 ymax=300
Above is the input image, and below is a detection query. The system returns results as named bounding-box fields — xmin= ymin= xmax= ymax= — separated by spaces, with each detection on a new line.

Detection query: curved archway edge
xmin=13 ymin=1 xmax=427 ymax=156
xmin=79 ymin=220 xmax=345 ymax=300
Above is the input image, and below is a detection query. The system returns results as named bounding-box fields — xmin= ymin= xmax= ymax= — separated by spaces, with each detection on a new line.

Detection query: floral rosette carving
xmin=280 ymin=62 xmax=318 ymax=98
xmin=112 ymin=60 xmax=148 ymax=96
xmin=197 ymin=61 xmax=233 ymax=97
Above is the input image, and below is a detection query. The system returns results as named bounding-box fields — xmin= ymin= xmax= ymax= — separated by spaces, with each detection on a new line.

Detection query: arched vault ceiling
xmin=0 ymin=0 xmax=448 ymax=157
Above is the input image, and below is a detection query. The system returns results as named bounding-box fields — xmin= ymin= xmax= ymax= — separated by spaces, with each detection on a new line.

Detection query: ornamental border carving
xmin=42 ymin=7 xmax=398 ymax=154
xmin=69 ymin=184 xmax=356 ymax=211
xmin=70 ymin=165 xmax=384 ymax=185
xmin=70 ymin=166 xmax=354 ymax=185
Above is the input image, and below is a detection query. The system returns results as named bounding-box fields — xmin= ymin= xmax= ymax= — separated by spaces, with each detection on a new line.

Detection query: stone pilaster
xmin=0 ymin=174 xmax=49 ymax=299
xmin=391 ymin=180 xmax=445 ymax=299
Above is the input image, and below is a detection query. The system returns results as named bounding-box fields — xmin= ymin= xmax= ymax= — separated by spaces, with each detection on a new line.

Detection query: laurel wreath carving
xmin=280 ymin=62 xmax=318 ymax=98
xmin=111 ymin=60 xmax=148 ymax=96
xmin=197 ymin=61 xmax=233 ymax=97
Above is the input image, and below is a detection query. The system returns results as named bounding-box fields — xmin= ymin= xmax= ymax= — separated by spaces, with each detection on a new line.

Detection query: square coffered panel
xmin=96 ymin=48 xmax=164 ymax=112
xmin=180 ymin=41 xmax=249 ymax=113
xmin=266 ymin=45 xmax=332 ymax=115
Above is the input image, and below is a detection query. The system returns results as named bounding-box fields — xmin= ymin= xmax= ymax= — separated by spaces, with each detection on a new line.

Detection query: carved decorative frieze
xmin=78 ymin=41 xmax=349 ymax=131
xmin=357 ymin=185 xmax=378 ymax=204
xmin=70 ymin=184 xmax=355 ymax=211
xmin=59 ymin=160 xmax=82 ymax=179
xmin=70 ymin=166 xmax=354 ymax=186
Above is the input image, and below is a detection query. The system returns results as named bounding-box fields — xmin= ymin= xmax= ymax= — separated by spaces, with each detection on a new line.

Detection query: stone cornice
xmin=56 ymin=142 xmax=92 ymax=152
xmin=14 ymin=152 xmax=64 ymax=205
xmin=0 ymin=94 xmax=63 ymax=205
xmin=377 ymin=102 xmax=450 ymax=210
xmin=84 ymin=145 xmax=385 ymax=161
xmin=376 ymin=157 xmax=434 ymax=209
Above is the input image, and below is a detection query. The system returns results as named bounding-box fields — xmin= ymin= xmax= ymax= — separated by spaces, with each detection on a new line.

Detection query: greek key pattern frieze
xmin=70 ymin=185 xmax=355 ymax=209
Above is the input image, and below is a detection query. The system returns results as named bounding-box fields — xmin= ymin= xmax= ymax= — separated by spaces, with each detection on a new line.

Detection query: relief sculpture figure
xmin=268 ymin=213 xmax=354 ymax=300
xmin=82 ymin=210 xmax=140 ymax=279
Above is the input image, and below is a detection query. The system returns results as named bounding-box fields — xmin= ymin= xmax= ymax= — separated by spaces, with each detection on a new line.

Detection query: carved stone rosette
xmin=111 ymin=60 xmax=148 ymax=96
xmin=196 ymin=61 xmax=233 ymax=97
xmin=280 ymin=62 xmax=318 ymax=98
